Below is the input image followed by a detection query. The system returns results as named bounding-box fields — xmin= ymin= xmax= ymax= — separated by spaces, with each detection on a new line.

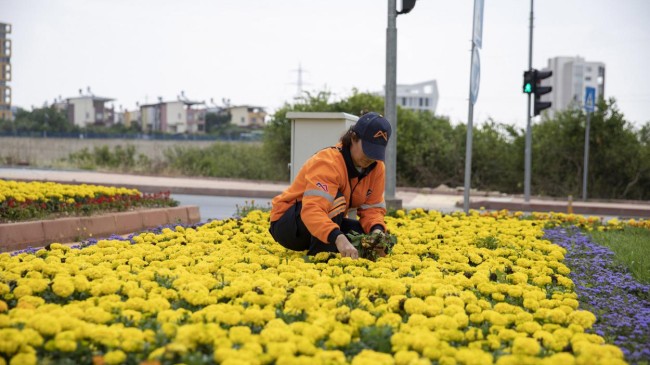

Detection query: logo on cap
xmin=373 ymin=130 xmax=389 ymax=142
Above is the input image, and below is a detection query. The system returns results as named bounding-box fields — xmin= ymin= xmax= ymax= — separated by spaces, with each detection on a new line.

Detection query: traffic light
xmin=398 ymin=0 xmax=417 ymax=15
xmin=533 ymin=70 xmax=552 ymax=116
xmin=523 ymin=70 xmax=535 ymax=94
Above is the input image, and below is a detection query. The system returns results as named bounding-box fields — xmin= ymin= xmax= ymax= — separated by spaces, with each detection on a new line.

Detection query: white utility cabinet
xmin=287 ymin=112 xmax=358 ymax=183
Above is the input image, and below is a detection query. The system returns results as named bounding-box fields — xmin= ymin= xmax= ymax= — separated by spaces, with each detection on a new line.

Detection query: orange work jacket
xmin=270 ymin=145 xmax=387 ymax=244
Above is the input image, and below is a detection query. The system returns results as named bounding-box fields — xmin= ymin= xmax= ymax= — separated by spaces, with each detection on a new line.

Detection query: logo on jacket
xmin=366 ymin=189 xmax=372 ymax=197
xmin=316 ymin=182 xmax=329 ymax=192
xmin=373 ymin=130 xmax=388 ymax=141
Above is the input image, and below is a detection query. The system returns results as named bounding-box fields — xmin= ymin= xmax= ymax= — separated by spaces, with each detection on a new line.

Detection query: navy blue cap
xmin=352 ymin=112 xmax=392 ymax=161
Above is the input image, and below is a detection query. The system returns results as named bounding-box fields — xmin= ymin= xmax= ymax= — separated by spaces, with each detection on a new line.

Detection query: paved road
xmin=172 ymin=194 xmax=273 ymax=221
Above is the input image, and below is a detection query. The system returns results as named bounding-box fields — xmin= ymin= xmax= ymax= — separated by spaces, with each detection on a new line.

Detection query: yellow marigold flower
xmin=454 ymin=348 xmax=493 ymax=365
xmin=540 ymin=352 xmax=575 ymax=365
xmin=103 ymin=350 xmax=127 ymax=365
xmin=242 ymin=307 xmax=267 ymax=326
xmin=326 ymin=329 xmax=351 ymax=348
xmin=52 ymin=276 xmax=75 ymax=298
xmin=523 ymin=298 xmax=540 ymax=311
xmin=379 ymin=279 xmax=407 ymax=296
xmin=349 ymin=309 xmax=376 ymax=328
xmin=266 ymin=342 xmax=297 ymax=360
xmin=351 ymin=349 xmax=394 ymax=365
xmin=546 ymin=308 xmax=567 ymax=324
xmin=0 ymin=283 xmax=10 ymax=296
xmin=0 ymin=329 xmax=21 ymax=354
xmin=403 ymin=298 xmax=427 ymax=315
xmin=376 ymin=312 xmax=402 ymax=329
xmin=567 ymin=310 xmax=596 ymax=329
xmin=229 ymin=326 xmax=253 ymax=344
xmin=511 ymin=336 xmax=540 ymax=356
xmin=27 ymin=314 xmax=61 ymax=337
xmin=54 ymin=331 xmax=77 ymax=352
xmin=532 ymin=275 xmax=552 ymax=286
xmin=284 ymin=290 xmax=317 ymax=314
xmin=9 ymin=352 xmax=37 ymax=365
xmin=507 ymin=272 xmax=528 ymax=285
xmin=394 ymin=350 xmax=419 ymax=365
xmin=13 ymin=285 xmax=32 ymax=299
xmin=516 ymin=321 xmax=541 ymax=335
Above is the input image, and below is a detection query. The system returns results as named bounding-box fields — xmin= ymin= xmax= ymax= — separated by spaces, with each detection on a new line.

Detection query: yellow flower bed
xmin=0 ymin=179 xmax=176 ymax=223
xmin=0 ymin=209 xmax=628 ymax=365
xmin=0 ymin=180 xmax=140 ymax=204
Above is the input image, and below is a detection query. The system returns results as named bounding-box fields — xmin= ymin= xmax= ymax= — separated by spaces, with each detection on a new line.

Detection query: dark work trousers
xmin=269 ymin=196 xmax=363 ymax=256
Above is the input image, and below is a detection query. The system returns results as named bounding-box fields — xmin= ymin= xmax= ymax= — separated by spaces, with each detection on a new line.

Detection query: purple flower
xmin=545 ymin=227 xmax=650 ymax=364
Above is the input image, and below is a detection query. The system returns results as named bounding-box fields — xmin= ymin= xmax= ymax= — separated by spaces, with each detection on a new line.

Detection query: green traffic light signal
xmin=523 ymin=70 xmax=535 ymax=94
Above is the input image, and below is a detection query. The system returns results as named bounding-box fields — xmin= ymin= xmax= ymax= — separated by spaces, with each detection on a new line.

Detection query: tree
xmin=0 ymin=106 xmax=75 ymax=134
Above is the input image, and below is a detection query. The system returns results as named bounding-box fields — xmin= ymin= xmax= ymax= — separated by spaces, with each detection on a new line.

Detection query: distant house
xmin=122 ymin=109 xmax=141 ymax=128
xmin=65 ymin=89 xmax=115 ymax=127
xmin=140 ymin=98 xmax=205 ymax=134
xmin=229 ymin=105 xmax=266 ymax=127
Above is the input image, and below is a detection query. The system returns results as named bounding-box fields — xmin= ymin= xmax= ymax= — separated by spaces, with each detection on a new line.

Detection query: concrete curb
xmin=468 ymin=199 xmax=650 ymax=218
xmin=0 ymin=205 xmax=201 ymax=253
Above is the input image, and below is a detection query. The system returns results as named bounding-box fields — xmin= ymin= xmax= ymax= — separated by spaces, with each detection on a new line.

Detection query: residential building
xmin=229 ymin=106 xmax=267 ymax=127
xmin=140 ymin=97 xmax=205 ymax=134
xmin=541 ymin=56 xmax=606 ymax=116
xmin=122 ymin=109 xmax=141 ymax=129
xmin=0 ymin=22 xmax=11 ymax=121
xmin=375 ymin=80 xmax=439 ymax=114
xmin=65 ymin=89 xmax=115 ymax=127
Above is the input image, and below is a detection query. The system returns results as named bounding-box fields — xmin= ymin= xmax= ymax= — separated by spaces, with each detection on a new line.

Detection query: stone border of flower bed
xmin=0 ymin=205 xmax=200 ymax=253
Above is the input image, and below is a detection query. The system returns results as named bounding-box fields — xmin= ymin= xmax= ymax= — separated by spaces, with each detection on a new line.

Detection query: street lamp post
xmin=385 ymin=0 xmax=416 ymax=210
xmin=385 ymin=0 xmax=399 ymax=209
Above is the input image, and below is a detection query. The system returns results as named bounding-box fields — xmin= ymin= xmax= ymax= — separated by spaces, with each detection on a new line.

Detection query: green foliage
xmin=205 ymin=111 xmax=231 ymax=133
xmin=344 ymin=325 xmax=394 ymax=358
xmin=163 ymin=142 xmax=281 ymax=180
xmin=474 ymin=236 xmax=500 ymax=250
xmin=346 ymin=230 xmax=397 ymax=261
xmin=234 ymin=200 xmax=272 ymax=218
xmin=530 ymin=97 xmax=648 ymax=199
xmin=588 ymin=226 xmax=650 ymax=285
xmin=67 ymin=145 xmax=151 ymax=171
xmin=0 ymin=106 xmax=75 ymax=133
xmin=396 ymin=108 xmax=465 ymax=187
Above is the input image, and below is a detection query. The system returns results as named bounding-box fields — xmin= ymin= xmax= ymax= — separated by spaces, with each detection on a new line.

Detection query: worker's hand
xmin=335 ymin=234 xmax=358 ymax=259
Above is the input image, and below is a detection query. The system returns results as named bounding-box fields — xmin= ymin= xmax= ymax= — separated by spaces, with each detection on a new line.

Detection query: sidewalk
xmin=2 ymin=167 xmax=649 ymax=219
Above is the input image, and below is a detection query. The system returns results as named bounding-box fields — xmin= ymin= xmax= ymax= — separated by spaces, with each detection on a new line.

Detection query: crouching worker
xmin=268 ymin=112 xmax=392 ymax=260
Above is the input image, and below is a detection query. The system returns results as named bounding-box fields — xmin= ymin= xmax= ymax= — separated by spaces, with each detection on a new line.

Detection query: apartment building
xmin=541 ymin=56 xmax=606 ymax=116
xmin=0 ymin=22 xmax=11 ymax=121
xmin=375 ymin=80 xmax=439 ymax=114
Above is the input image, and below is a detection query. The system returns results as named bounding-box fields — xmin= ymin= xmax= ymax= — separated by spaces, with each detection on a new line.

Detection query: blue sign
xmin=584 ymin=87 xmax=596 ymax=113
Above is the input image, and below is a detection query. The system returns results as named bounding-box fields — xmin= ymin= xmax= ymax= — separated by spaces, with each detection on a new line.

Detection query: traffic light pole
xmin=524 ymin=0 xmax=534 ymax=202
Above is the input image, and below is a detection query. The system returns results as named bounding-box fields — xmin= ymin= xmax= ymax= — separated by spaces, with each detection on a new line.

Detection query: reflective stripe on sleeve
xmin=360 ymin=201 xmax=386 ymax=210
xmin=304 ymin=189 xmax=334 ymax=202
xmin=328 ymin=205 xmax=346 ymax=218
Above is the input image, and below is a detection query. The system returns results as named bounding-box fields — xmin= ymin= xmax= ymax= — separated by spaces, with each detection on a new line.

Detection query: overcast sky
xmin=2 ymin=0 xmax=649 ymax=129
